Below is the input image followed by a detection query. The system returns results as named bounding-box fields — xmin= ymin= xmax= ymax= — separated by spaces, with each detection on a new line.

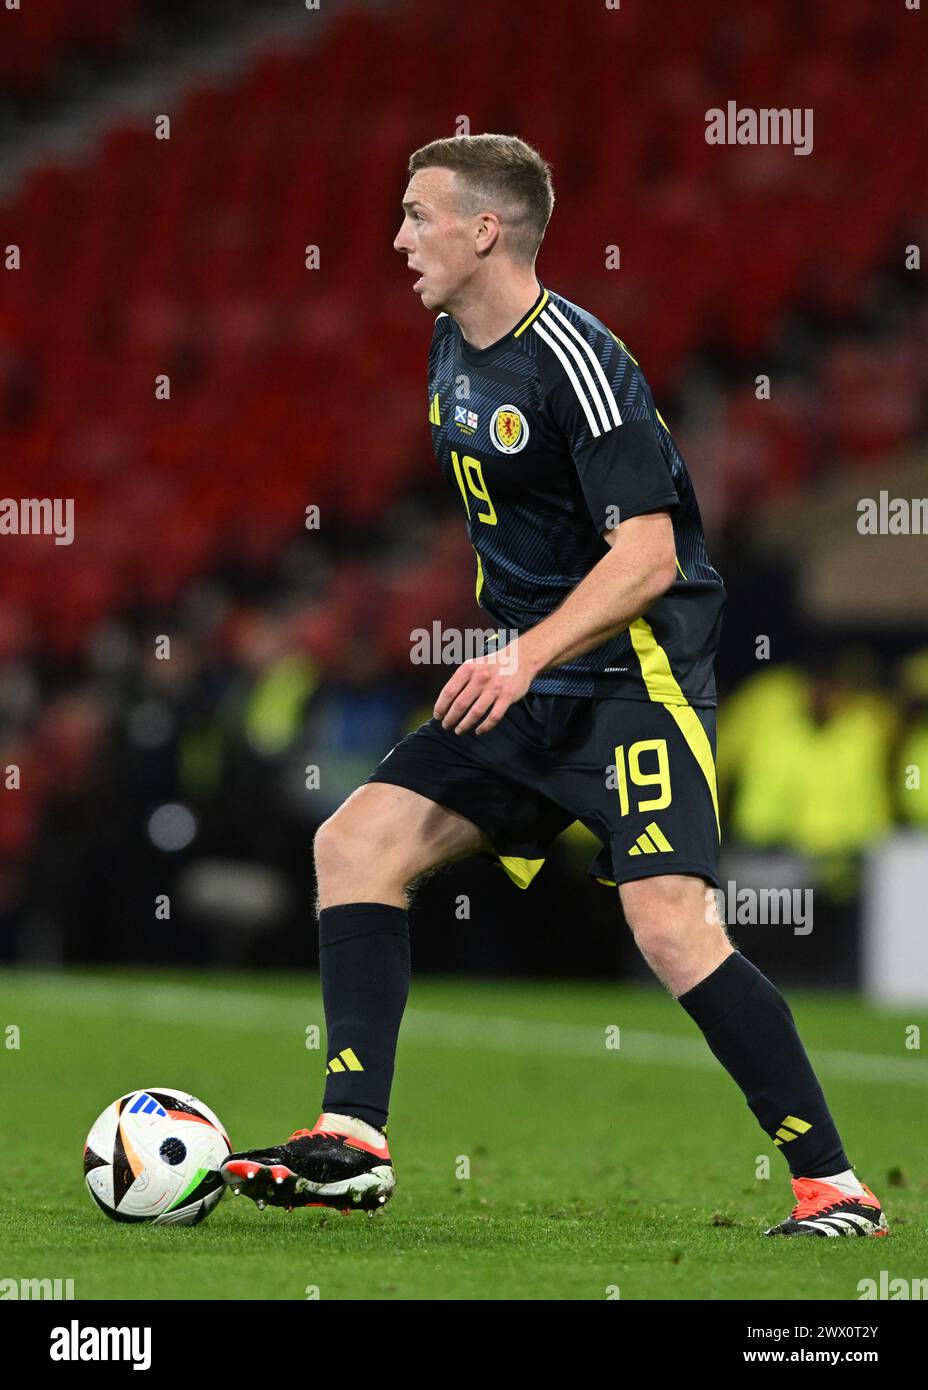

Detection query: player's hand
xmin=434 ymin=646 xmax=534 ymax=736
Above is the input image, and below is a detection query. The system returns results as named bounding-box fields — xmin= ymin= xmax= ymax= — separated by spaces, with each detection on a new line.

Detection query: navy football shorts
xmin=366 ymin=693 xmax=721 ymax=890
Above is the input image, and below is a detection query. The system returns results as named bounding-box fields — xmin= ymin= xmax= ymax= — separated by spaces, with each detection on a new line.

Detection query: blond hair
xmin=408 ymin=133 xmax=555 ymax=264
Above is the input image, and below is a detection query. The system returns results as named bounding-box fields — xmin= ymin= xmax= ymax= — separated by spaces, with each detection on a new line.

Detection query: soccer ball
xmin=83 ymin=1087 xmax=231 ymax=1225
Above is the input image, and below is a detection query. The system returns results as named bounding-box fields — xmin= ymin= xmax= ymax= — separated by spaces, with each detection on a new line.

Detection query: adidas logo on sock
xmin=326 ymin=1048 xmax=364 ymax=1074
xmin=774 ymin=1115 xmax=811 ymax=1146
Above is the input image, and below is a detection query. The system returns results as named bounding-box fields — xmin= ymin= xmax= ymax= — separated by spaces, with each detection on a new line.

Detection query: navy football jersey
xmin=426 ymin=283 xmax=726 ymax=705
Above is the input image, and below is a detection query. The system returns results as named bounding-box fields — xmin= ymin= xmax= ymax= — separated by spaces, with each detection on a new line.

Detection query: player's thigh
xmin=314 ymin=781 xmax=492 ymax=882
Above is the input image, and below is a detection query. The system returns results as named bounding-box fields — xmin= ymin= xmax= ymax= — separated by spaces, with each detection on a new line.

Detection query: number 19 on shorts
xmin=611 ymin=740 xmax=672 ymax=815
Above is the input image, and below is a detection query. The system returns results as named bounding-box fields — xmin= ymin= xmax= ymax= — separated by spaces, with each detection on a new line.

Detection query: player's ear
xmin=476 ymin=212 xmax=501 ymax=255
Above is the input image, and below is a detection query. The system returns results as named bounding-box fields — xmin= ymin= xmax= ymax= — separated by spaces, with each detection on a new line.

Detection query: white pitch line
xmin=4 ymin=973 xmax=926 ymax=1087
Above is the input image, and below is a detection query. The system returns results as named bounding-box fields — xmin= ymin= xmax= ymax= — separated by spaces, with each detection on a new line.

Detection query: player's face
xmin=394 ymin=168 xmax=479 ymax=312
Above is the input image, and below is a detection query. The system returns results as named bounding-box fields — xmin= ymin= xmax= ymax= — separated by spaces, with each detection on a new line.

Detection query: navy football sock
xmin=318 ymin=902 xmax=410 ymax=1131
xmin=677 ymin=951 xmax=850 ymax=1178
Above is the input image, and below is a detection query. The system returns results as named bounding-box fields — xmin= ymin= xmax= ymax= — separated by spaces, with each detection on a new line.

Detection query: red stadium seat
xmin=1 ymin=0 xmax=924 ymax=648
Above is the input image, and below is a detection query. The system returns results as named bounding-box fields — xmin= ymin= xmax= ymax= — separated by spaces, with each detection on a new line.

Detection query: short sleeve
xmin=542 ymin=325 xmax=679 ymax=533
xmin=573 ymin=420 xmax=680 ymax=532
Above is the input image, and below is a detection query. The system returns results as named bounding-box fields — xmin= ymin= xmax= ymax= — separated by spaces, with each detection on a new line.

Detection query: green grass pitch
xmin=1 ymin=967 xmax=924 ymax=1300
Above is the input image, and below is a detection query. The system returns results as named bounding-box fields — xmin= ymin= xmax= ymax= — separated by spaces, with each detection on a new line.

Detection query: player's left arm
xmin=435 ymin=334 xmax=680 ymax=736
xmin=518 ymin=507 xmax=676 ymax=666
xmin=434 ymin=510 xmax=676 ymax=735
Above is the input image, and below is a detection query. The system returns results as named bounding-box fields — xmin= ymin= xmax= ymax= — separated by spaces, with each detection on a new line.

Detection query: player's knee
xmin=621 ymin=873 xmax=694 ymax=923
xmin=313 ymin=810 xmax=367 ymax=886
xmin=620 ymin=875 xmax=719 ymax=960
xmin=626 ymin=916 xmax=680 ymax=974
xmin=313 ymin=801 xmax=416 ymax=895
